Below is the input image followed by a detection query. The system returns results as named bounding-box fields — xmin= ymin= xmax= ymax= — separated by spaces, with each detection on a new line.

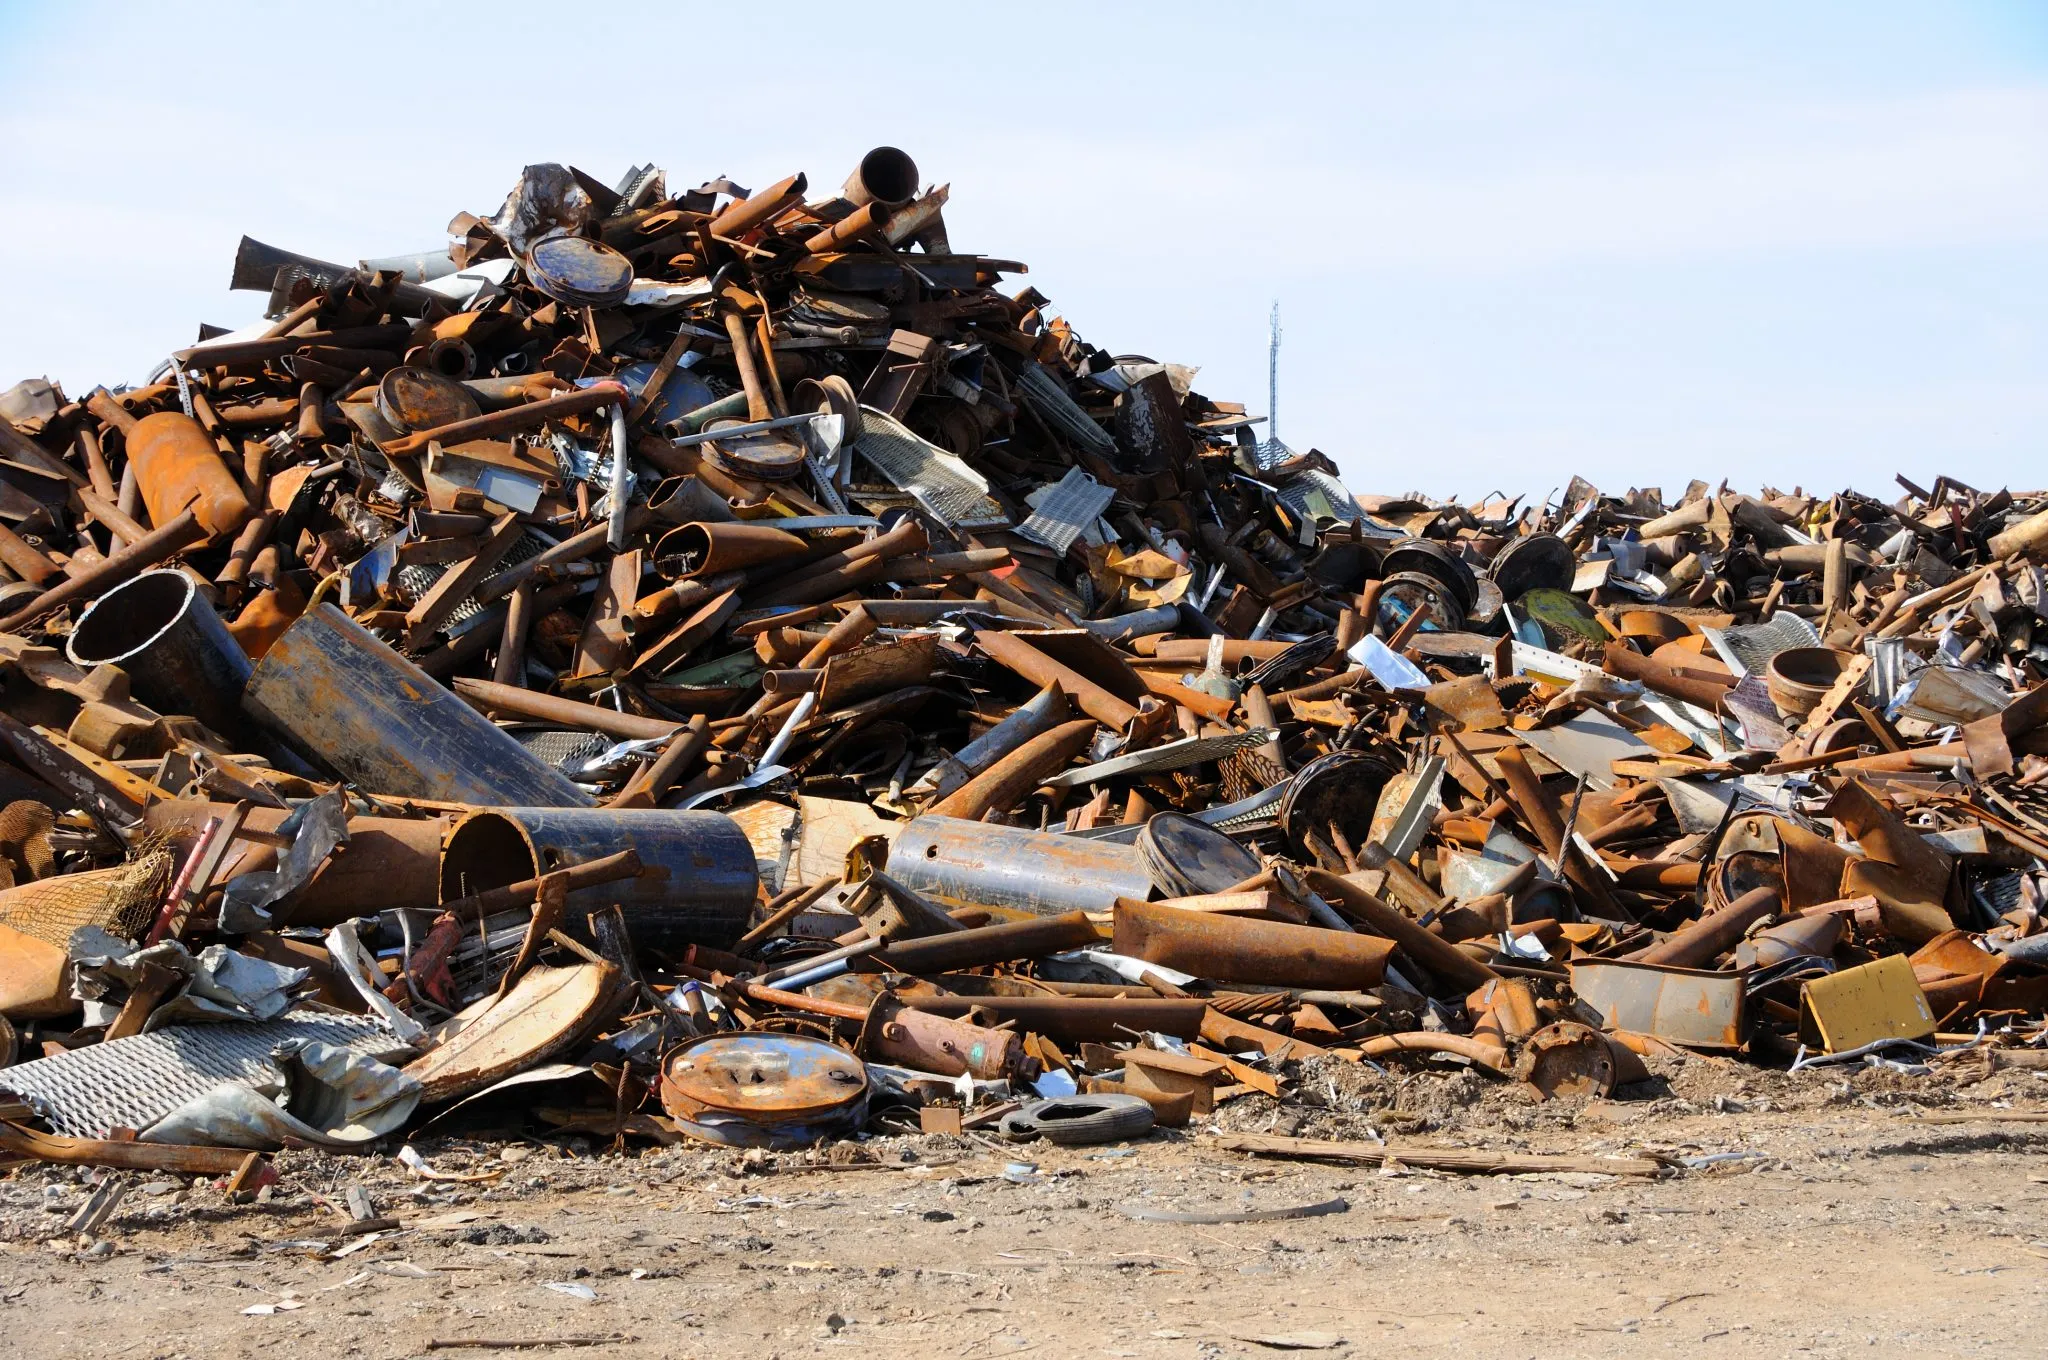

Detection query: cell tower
xmin=1267 ymin=300 xmax=1282 ymax=447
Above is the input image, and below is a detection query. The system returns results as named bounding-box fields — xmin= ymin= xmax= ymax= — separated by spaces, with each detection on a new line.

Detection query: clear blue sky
xmin=2 ymin=2 xmax=2042 ymax=501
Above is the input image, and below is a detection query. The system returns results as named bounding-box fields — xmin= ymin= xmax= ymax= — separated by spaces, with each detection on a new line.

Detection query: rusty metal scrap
xmin=0 ymin=145 xmax=2039 ymax=1187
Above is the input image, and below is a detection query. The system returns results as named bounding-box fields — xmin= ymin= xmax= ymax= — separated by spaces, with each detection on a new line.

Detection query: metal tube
xmin=974 ymin=628 xmax=1142 ymax=732
xmin=926 ymin=718 xmax=1097 ymax=822
xmin=65 ymin=569 xmax=253 ymax=740
xmin=440 ymin=806 xmax=758 ymax=953
xmin=379 ymin=381 xmax=627 ymax=458
xmin=872 ymin=910 xmax=1100 ymax=974
xmin=242 ymin=604 xmax=593 ymax=806
xmin=1113 ymin=898 xmax=1392 ymax=989
xmin=901 ymin=994 xmax=1205 ymax=1043
xmin=888 ymin=815 xmax=1156 ymax=916
xmin=607 ymin=402 xmax=632 ymax=552
xmin=451 ymin=677 xmax=682 ymax=741
xmin=914 ymin=681 xmax=1071 ymax=803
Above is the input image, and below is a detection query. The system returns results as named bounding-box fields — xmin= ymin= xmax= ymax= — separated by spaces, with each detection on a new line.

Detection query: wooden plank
xmin=1211 ymin=1131 xmax=1663 ymax=1177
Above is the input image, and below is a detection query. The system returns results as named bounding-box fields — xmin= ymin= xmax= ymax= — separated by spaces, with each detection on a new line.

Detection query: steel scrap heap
xmin=0 ymin=146 xmax=2043 ymax=1185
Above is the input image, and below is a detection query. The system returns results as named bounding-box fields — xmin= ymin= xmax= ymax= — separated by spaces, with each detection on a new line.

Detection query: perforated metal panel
xmin=1017 ymin=467 xmax=1115 ymax=555
xmin=852 ymin=408 xmax=1008 ymax=530
xmin=0 ymin=1013 xmax=394 ymax=1138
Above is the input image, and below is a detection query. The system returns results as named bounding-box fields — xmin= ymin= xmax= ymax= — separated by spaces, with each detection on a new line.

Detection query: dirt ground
xmin=3 ymin=1051 xmax=2046 ymax=1360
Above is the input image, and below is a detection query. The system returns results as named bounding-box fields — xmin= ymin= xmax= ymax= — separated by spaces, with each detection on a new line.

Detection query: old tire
xmin=1000 ymin=1094 xmax=1155 ymax=1146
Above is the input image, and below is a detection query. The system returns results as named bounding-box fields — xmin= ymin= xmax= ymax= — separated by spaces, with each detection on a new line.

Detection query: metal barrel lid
xmin=660 ymin=1031 xmax=867 ymax=1123
xmin=525 ymin=234 xmax=634 ymax=308
xmin=377 ymin=365 xmax=481 ymax=433
xmin=1138 ymin=811 xmax=1261 ymax=898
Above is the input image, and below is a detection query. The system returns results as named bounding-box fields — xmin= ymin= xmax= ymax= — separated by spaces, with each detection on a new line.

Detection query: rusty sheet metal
xmin=1570 ymin=958 xmax=1747 ymax=1049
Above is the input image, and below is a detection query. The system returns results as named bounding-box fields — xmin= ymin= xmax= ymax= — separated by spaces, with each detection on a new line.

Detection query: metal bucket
xmin=439 ymin=806 xmax=758 ymax=953
xmin=241 ymin=604 xmax=592 ymax=807
xmin=66 ymin=569 xmax=252 ymax=740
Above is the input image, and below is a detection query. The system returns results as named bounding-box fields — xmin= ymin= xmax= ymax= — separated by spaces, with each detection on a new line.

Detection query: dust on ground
xmin=2 ymin=1054 xmax=2045 ymax=1359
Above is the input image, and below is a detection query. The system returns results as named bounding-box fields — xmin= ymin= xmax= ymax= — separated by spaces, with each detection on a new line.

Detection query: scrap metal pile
xmin=0 ymin=146 xmax=2044 ymax=1182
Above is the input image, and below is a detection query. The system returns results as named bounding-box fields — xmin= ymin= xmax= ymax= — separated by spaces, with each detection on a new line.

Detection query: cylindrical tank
xmin=439 ymin=807 xmax=758 ymax=953
xmin=887 ymin=815 xmax=1154 ymax=916
xmin=126 ymin=411 xmax=251 ymax=541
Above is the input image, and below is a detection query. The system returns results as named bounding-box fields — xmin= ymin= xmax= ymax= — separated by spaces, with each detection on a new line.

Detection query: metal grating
xmin=392 ymin=528 xmax=557 ymax=636
xmin=0 ymin=1012 xmax=394 ymax=1138
xmin=853 ymin=407 xmax=1009 ymax=530
xmin=1016 ymin=364 xmax=1119 ymax=458
xmin=1016 ymin=467 xmax=1115 ymax=556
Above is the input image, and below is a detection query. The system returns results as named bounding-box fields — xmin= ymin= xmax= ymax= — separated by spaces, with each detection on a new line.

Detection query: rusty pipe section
xmin=1113 ymin=898 xmax=1392 ymax=989
xmin=871 ymin=910 xmax=1101 ymax=975
xmin=122 ymin=412 xmax=252 ymax=541
xmin=914 ymin=681 xmax=1071 ymax=804
xmin=624 ymin=570 xmax=745 ymax=638
xmin=379 ymin=382 xmax=627 ymax=458
xmin=144 ymin=799 xmax=452 ymax=926
xmin=709 ymin=173 xmax=807 ymax=238
xmin=242 ymin=604 xmax=593 ymax=807
xmin=1303 ymin=867 xmax=1500 ymax=993
xmin=439 ymin=806 xmax=758 ymax=953
xmin=745 ymin=517 xmax=929 ymax=608
xmin=925 ymin=718 xmax=1097 ymax=822
xmin=0 ymin=510 xmax=205 ymax=634
xmin=840 ymin=148 xmax=919 ymax=208
xmin=805 ymin=203 xmax=891 ymax=255
xmin=653 ymin=521 xmax=808 ymax=578
xmin=902 ymin=994 xmax=1205 ymax=1043
xmin=974 ymin=628 xmax=1143 ymax=732
xmin=450 ymin=677 xmax=682 ymax=741
xmin=1632 ymin=884 xmax=1780 ymax=968
xmin=65 ymin=570 xmax=253 ymax=741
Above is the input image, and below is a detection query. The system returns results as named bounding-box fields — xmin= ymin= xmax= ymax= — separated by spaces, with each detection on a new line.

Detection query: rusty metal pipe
xmin=1303 ymin=867 xmax=1501 ymax=993
xmin=1601 ymin=642 xmax=1733 ymax=711
xmin=242 ymin=604 xmax=592 ymax=806
xmin=623 ymin=570 xmax=745 ymax=638
xmin=902 ymin=994 xmax=1205 ymax=1043
xmin=975 ymin=628 xmax=1142 ymax=732
xmin=1358 ymin=1032 xmax=1511 ymax=1075
xmin=1113 ymin=897 xmax=1392 ymax=989
xmin=379 ymin=382 xmax=627 ymax=458
xmin=0 ymin=509 xmax=204 ymax=634
xmin=840 ymin=148 xmax=918 ymax=208
xmin=0 ymin=523 xmax=59 ymax=586
xmin=915 ymin=681 xmax=1070 ymax=803
xmin=145 ymin=799 xmax=453 ymax=926
xmin=451 ymin=677 xmax=682 ymax=741
xmin=1632 ymin=884 xmax=1780 ymax=968
xmin=744 ymin=517 xmax=929 ymax=605
xmin=123 ymin=411 xmax=252 ymax=541
xmin=653 ymin=521 xmax=808 ymax=578
xmin=707 ymin=173 xmax=806 ymax=238
xmin=804 ymin=203 xmax=891 ymax=255
xmin=872 ymin=910 xmax=1101 ymax=975
xmin=926 ymin=718 xmax=1097 ymax=822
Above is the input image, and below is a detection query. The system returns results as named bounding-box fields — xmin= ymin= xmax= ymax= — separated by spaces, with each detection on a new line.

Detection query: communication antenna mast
xmin=1267 ymin=300 xmax=1282 ymax=447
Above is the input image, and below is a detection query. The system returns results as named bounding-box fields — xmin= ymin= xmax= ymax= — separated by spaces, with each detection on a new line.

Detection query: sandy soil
xmin=3 ymin=1053 xmax=2046 ymax=1359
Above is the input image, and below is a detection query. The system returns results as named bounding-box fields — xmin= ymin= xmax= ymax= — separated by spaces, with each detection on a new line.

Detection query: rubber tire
xmin=1000 ymin=1094 xmax=1155 ymax=1146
